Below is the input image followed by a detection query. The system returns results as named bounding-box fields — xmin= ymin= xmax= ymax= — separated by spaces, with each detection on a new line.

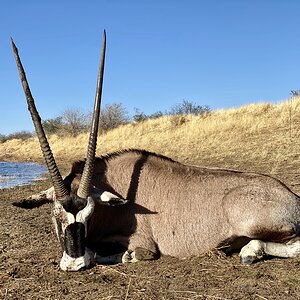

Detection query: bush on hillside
xmin=0 ymin=134 xmax=6 ymax=143
xmin=132 ymin=108 xmax=164 ymax=122
xmin=62 ymin=109 xmax=90 ymax=136
xmin=41 ymin=103 xmax=129 ymax=136
xmin=290 ymin=90 xmax=300 ymax=97
xmin=168 ymin=100 xmax=210 ymax=116
xmin=42 ymin=116 xmax=64 ymax=135
xmin=0 ymin=131 xmax=34 ymax=142
xmin=133 ymin=100 xmax=210 ymax=122
xmin=100 ymin=103 xmax=129 ymax=131
xmin=42 ymin=109 xmax=89 ymax=136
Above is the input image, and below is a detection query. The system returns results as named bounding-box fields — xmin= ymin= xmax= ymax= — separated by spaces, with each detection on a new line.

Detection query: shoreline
xmin=0 ymin=161 xmax=49 ymax=190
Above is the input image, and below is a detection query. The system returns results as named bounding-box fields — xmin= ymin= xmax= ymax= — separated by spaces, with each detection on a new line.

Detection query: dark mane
xmin=99 ymin=149 xmax=179 ymax=164
xmin=71 ymin=149 xmax=180 ymax=175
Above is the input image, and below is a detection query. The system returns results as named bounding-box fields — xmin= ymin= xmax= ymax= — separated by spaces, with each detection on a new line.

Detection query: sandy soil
xmin=1 ymin=167 xmax=300 ymax=300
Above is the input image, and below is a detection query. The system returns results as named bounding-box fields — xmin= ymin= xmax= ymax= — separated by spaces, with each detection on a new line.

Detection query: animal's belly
xmin=152 ymin=221 xmax=228 ymax=257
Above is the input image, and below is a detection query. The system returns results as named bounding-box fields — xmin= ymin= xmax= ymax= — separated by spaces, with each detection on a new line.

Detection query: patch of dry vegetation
xmin=1 ymin=97 xmax=300 ymax=177
xmin=2 ymin=98 xmax=300 ymax=299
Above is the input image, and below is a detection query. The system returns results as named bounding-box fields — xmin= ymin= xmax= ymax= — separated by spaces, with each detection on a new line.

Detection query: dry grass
xmin=2 ymin=98 xmax=300 ymax=299
xmin=1 ymin=97 xmax=300 ymax=176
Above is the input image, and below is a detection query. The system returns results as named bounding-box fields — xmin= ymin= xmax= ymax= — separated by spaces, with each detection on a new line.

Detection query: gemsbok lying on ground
xmin=12 ymin=32 xmax=300 ymax=271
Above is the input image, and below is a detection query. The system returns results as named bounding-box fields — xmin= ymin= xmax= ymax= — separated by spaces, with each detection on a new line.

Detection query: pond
xmin=0 ymin=161 xmax=47 ymax=189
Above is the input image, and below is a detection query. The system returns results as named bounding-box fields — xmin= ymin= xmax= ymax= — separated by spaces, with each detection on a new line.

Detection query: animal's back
xmin=148 ymin=166 xmax=299 ymax=255
xmin=96 ymin=150 xmax=300 ymax=257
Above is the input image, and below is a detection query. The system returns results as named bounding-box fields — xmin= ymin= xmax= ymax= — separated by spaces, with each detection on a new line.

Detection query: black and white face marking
xmin=64 ymin=222 xmax=86 ymax=257
xmin=52 ymin=196 xmax=95 ymax=271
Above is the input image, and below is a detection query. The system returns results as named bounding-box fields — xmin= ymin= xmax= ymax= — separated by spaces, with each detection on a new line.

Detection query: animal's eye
xmin=53 ymin=208 xmax=60 ymax=218
xmin=53 ymin=203 xmax=64 ymax=218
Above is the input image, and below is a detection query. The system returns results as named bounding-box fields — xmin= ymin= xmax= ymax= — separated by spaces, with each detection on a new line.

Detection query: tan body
xmin=65 ymin=149 xmax=300 ymax=262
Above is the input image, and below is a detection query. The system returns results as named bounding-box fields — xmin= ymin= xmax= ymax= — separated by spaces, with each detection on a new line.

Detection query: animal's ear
xmin=91 ymin=187 xmax=129 ymax=206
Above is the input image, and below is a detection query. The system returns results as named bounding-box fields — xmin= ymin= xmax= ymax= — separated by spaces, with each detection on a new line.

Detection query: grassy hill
xmin=1 ymin=97 xmax=300 ymax=181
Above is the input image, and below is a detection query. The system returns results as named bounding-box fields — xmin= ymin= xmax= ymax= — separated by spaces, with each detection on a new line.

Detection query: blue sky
xmin=1 ymin=0 xmax=300 ymax=134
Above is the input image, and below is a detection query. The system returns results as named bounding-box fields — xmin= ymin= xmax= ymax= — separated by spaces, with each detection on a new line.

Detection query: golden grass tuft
xmin=1 ymin=97 xmax=300 ymax=177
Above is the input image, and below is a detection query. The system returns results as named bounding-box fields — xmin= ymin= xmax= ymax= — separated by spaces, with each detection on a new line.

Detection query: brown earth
xmin=1 ymin=160 xmax=300 ymax=300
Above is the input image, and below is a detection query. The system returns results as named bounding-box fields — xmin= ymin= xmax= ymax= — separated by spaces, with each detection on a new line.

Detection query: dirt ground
xmin=1 ymin=163 xmax=300 ymax=300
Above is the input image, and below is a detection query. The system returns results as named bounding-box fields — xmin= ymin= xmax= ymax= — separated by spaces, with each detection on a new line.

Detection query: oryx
xmin=12 ymin=32 xmax=300 ymax=271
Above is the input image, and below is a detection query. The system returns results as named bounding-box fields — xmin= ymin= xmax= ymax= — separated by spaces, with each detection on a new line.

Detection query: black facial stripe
xmin=64 ymin=222 xmax=86 ymax=258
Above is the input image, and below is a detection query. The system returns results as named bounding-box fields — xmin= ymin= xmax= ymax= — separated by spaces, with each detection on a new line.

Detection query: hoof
xmin=122 ymin=250 xmax=137 ymax=263
xmin=122 ymin=248 xmax=157 ymax=263
xmin=241 ymin=255 xmax=256 ymax=265
xmin=134 ymin=247 xmax=157 ymax=261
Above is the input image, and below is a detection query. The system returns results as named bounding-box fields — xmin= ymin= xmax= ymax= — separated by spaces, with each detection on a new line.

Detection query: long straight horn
xmin=11 ymin=38 xmax=69 ymax=200
xmin=77 ymin=31 xmax=106 ymax=199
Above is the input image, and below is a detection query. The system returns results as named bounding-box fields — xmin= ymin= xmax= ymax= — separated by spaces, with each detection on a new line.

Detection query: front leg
xmin=122 ymin=231 xmax=159 ymax=263
xmin=95 ymin=252 xmax=124 ymax=264
xmin=95 ymin=247 xmax=157 ymax=264
xmin=95 ymin=231 xmax=159 ymax=264
xmin=122 ymin=247 xmax=157 ymax=263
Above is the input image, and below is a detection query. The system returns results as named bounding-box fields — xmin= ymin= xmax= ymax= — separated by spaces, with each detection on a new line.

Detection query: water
xmin=0 ymin=161 xmax=47 ymax=189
